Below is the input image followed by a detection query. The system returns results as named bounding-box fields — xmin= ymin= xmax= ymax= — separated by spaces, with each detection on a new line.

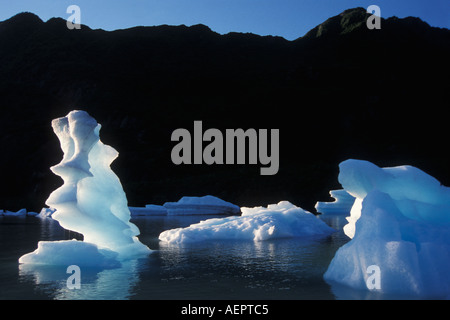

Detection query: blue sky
xmin=0 ymin=0 xmax=448 ymax=40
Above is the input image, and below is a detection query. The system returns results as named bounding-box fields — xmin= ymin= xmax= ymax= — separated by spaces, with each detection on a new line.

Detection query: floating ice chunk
xmin=129 ymin=196 xmax=240 ymax=216
xmin=0 ymin=208 xmax=39 ymax=217
xmin=163 ymin=195 xmax=241 ymax=215
xmin=19 ymin=110 xmax=150 ymax=266
xmin=129 ymin=205 xmax=168 ymax=216
xmin=324 ymin=159 xmax=450 ymax=298
xmin=19 ymin=240 xmax=120 ymax=268
xmin=159 ymin=201 xmax=335 ymax=244
xmin=16 ymin=208 xmax=27 ymax=216
xmin=38 ymin=207 xmax=56 ymax=218
xmin=2 ymin=208 xmax=27 ymax=216
xmin=315 ymin=189 xmax=355 ymax=215
xmin=145 ymin=204 xmax=168 ymax=213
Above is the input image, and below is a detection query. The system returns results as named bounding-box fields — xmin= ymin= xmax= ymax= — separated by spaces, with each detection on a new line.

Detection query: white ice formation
xmin=315 ymin=189 xmax=355 ymax=215
xmin=19 ymin=239 xmax=121 ymax=268
xmin=19 ymin=110 xmax=150 ymax=266
xmin=159 ymin=201 xmax=335 ymax=244
xmin=324 ymin=159 xmax=450 ymax=298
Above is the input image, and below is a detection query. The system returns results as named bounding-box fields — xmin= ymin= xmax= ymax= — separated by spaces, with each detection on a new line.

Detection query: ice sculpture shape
xmin=324 ymin=159 xmax=450 ymax=298
xmin=159 ymin=201 xmax=335 ymax=244
xmin=20 ymin=110 xmax=150 ymax=265
xmin=339 ymin=159 xmax=450 ymax=238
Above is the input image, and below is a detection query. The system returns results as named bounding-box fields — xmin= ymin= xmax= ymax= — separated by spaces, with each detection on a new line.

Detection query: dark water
xmin=0 ymin=214 xmax=352 ymax=300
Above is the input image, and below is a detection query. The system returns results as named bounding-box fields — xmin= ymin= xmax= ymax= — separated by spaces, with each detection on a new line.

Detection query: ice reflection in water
xmin=19 ymin=258 xmax=146 ymax=300
xmin=153 ymin=234 xmax=342 ymax=299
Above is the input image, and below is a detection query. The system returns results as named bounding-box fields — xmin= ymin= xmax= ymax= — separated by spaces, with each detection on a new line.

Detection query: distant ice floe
xmin=324 ymin=159 xmax=450 ymax=298
xmin=164 ymin=195 xmax=240 ymax=215
xmin=129 ymin=204 xmax=168 ymax=216
xmin=0 ymin=208 xmax=38 ymax=217
xmin=0 ymin=207 xmax=57 ymax=218
xmin=158 ymin=201 xmax=335 ymax=244
xmin=129 ymin=195 xmax=241 ymax=216
xmin=0 ymin=207 xmax=56 ymax=218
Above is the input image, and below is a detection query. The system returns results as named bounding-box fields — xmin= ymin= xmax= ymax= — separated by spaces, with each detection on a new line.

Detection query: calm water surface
xmin=0 ymin=214 xmax=353 ymax=300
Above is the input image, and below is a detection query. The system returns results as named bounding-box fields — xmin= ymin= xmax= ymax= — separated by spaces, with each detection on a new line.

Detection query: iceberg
xmin=324 ymin=159 xmax=450 ymax=298
xmin=38 ymin=207 xmax=56 ymax=218
xmin=19 ymin=110 xmax=150 ymax=266
xmin=128 ymin=196 xmax=239 ymax=216
xmin=19 ymin=239 xmax=120 ymax=268
xmin=315 ymin=189 xmax=355 ymax=215
xmin=1 ymin=208 xmax=27 ymax=216
xmin=129 ymin=204 xmax=168 ymax=216
xmin=159 ymin=201 xmax=335 ymax=244
xmin=163 ymin=195 xmax=241 ymax=215
xmin=0 ymin=208 xmax=39 ymax=217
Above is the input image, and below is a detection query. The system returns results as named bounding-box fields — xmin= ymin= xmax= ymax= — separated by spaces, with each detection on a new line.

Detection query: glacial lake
xmin=0 ymin=214 xmax=386 ymax=300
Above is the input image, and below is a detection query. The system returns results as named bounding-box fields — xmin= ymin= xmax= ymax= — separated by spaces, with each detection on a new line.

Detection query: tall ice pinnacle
xmin=20 ymin=110 xmax=150 ymax=266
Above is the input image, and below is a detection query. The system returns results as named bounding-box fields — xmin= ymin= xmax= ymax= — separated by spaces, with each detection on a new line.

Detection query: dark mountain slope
xmin=0 ymin=8 xmax=449 ymax=212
